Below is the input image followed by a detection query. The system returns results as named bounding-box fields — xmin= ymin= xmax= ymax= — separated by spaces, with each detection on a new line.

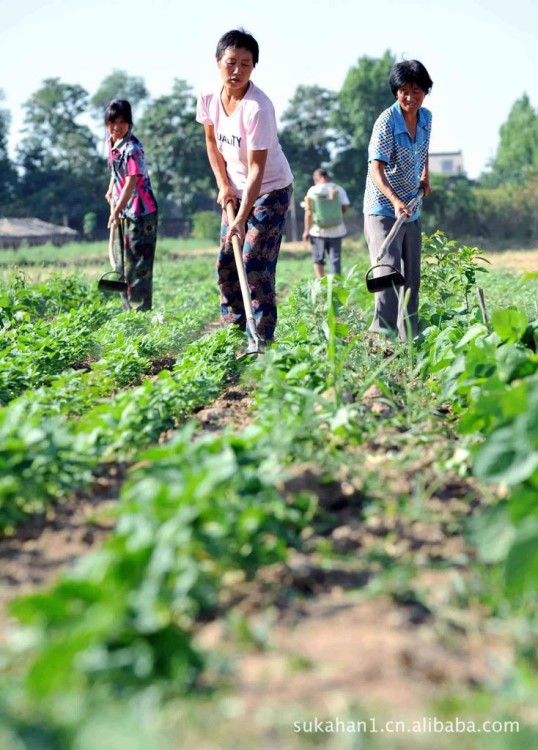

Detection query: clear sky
xmin=1 ymin=0 xmax=537 ymax=181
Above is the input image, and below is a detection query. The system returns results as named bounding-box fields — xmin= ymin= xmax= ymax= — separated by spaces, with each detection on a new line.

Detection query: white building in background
xmin=429 ymin=150 xmax=466 ymax=176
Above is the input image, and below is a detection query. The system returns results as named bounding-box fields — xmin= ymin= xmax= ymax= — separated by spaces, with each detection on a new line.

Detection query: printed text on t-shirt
xmin=218 ymin=133 xmax=242 ymax=147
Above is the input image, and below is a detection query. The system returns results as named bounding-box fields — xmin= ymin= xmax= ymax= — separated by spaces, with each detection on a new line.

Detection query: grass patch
xmin=0 ymin=237 xmax=219 ymax=268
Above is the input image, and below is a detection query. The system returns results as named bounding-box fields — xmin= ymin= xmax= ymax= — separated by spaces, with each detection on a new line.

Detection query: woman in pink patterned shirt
xmin=105 ymin=99 xmax=158 ymax=311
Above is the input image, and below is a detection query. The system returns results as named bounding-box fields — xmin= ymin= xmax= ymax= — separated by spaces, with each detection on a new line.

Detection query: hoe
xmin=226 ymin=202 xmax=264 ymax=357
xmin=98 ymin=215 xmax=128 ymax=294
xmin=365 ymin=188 xmax=424 ymax=293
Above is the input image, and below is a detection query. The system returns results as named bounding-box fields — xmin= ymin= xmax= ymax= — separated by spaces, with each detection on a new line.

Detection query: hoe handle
xmin=108 ymin=222 xmax=116 ymax=269
xmin=375 ymin=188 xmax=425 ymax=263
xmin=225 ymin=202 xmax=264 ymax=351
xmin=225 ymin=202 xmax=256 ymax=324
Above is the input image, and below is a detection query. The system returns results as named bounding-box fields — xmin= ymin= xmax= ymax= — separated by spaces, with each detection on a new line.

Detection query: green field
xmin=0 ymin=235 xmax=537 ymax=750
xmin=0 ymin=237 xmax=217 ymax=266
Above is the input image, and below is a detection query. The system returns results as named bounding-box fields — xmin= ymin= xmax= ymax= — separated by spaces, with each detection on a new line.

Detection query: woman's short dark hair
xmin=104 ymin=99 xmax=133 ymax=127
xmin=389 ymin=60 xmax=433 ymax=96
xmin=216 ymin=28 xmax=259 ymax=66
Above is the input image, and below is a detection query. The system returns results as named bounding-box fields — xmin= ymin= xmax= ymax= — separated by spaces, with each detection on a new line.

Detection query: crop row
xmin=0 ymin=255 xmax=312 ymax=532
xmin=0 ymin=266 xmax=218 ymax=405
xmin=0 ymin=237 xmax=536 ymax=746
xmin=420 ymin=306 xmax=538 ymax=598
xmin=0 ymin=324 xmax=244 ymax=531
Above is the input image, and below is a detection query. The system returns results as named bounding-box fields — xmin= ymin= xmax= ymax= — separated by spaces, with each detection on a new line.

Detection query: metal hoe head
xmin=365 ymin=263 xmax=404 ymax=293
xmin=98 ymin=270 xmax=128 ymax=293
xmin=246 ymin=318 xmax=264 ymax=355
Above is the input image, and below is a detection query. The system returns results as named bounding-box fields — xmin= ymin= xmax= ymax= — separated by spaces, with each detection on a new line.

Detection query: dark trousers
xmin=310 ymin=235 xmax=343 ymax=274
xmin=114 ymin=212 xmax=158 ymax=312
xmin=364 ymin=214 xmax=422 ymax=341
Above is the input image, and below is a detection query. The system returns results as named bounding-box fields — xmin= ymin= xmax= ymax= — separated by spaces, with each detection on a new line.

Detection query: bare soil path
xmin=0 ymin=380 xmax=255 ymax=640
xmin=0 ymin=390 xmax=522 ymax=745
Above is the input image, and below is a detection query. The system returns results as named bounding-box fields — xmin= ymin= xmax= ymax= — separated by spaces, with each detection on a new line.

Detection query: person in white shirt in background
xmin=302 ymin=168 xmax=350 ymax=278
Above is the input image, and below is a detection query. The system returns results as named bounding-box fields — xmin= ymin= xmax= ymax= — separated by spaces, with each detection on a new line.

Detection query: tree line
xmin=1 ymin=56 xmax=537 ymax=244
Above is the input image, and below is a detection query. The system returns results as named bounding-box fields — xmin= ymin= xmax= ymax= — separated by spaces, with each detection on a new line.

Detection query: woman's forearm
xmin=370 ymin=159 xmax=408 ymax=215
xmin=110 ymin=175 xmax=138 ymax=220
xmin=421 ymin=155 xmax=429 ymax=181
xmin=204 ymin=127 xmax=237 ymax=208
xmin=235 ymin=150 xmax=268 ymax=223
xmin=106 ymin=176 xmax=114 ymax=202
xmin=117 ymin=180 xmax=137 ymax=210
xmin=370 ymin=159 xmax=398 ymax=202
xmin=206 ymin=139 xmax=230 ymax=191
xmin=235 ymin=170 xmax=264 ymax=223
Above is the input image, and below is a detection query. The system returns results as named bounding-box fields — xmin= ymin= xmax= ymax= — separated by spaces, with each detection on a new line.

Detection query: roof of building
xmin=429 ymin=150 xmax=463 ymax=157
xmin=0 ymin=217 xmax=78 ymax=239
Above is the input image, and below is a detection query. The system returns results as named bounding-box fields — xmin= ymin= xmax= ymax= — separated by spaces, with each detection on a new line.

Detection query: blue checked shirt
xmin=363 ymin=101 xmax=432 ymax=221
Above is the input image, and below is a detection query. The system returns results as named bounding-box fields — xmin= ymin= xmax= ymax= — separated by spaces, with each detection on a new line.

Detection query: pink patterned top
xmin=108 ymin=130 xmax=158 ymax=220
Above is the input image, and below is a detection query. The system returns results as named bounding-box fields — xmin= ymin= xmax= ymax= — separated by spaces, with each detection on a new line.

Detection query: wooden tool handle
xmin=225 ymin=202 xmax=255 ymax=322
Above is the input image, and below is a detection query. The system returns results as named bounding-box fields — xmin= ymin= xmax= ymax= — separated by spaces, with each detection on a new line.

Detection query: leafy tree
xmin=90 ymin=70 xmax=149 ymax=120
xmin=83 ymin=211 xmax=97 ymax=240
xmin=18 ymin=78 xmax=99 ymax=172
xmin=16 ymin=79 xmax=107 ymax=230
xmin=474 ymin=179 xmax=538 ymax=242
xmin=485 ymin=94 xmax=538 ymax=185
xmin=137 ymin=79 xmax=213 ymax=232
xmin=331 ymin=50 xmax=396 ymax=201
xmin=0 ymin=90 xmax=18 ymax=215
xmin=191 ymin=210 xmax=221 ymax=242
xmin=279 ymin=85 xmax=338 ymax=201
xmin=421 ymin=174 xmax=478 ymax=236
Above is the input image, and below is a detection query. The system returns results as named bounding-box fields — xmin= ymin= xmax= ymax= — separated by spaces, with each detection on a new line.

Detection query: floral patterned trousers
xmin=217 ymin=184 xmax=292 ymax=342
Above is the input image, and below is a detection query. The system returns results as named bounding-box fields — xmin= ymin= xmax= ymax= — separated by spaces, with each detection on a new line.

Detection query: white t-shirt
xmin=306 ymin=182 xmax=350 ymax=239
xmin=196 ymin=81 xmax=293 ymax=198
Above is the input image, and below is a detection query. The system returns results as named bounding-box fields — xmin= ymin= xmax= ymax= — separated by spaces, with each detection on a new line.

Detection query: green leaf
xmin=466 ymin=503 xmax=516 ymax=564
xmin=505 ymin=519 xmax=538 ymax=597
xmin=509 ymin=484 xmax=538 ymax=523
xmin=474 ymin=425 xmax=538 ymax=485
xmin=495 ymin=343 xmax=538 ymax=383
xmin=491 ymin=307 xmax=528 ymax=343
xmin=457 ymin=323 xmax=489 ymax=348
xmin=26 ymin=632 xmax=92 ymax=696
xmin=334 ymin=322 xmax=350 ymax=338
xmin=331 ymin=285 xmax=350 ymax=306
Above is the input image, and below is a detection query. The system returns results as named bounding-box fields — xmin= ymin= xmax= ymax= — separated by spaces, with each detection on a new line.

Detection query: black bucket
xmin=98 ymin=271 xmax=128 ymax=293
xmin=365 ymin=263 xmax=405 ymax=293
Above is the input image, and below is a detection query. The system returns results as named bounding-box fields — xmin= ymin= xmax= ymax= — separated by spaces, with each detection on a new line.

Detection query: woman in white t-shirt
xmin=196 ymin=28 xmax=293 ymax=352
